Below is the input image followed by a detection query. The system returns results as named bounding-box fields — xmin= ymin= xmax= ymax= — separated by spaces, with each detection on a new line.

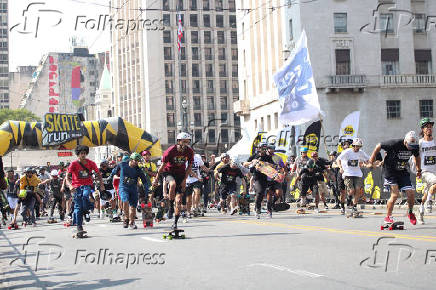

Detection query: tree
xmin=0 ymin=108 xmax=42 ymax=125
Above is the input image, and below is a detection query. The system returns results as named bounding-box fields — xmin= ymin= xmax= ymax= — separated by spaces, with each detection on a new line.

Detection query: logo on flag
xmin=177 ymin=14 xmax=183 ymax=51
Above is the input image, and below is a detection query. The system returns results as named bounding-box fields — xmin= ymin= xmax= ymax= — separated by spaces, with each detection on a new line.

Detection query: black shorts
xmin=163 ymin=172 xmax=185 ymax=194
xmin=384 ymin=173 xmax=414 ymax=192
xmin=337 ymin=175 xmax=345 ymax=191
xmin=267 ymin=181 xmax=282 ymax=191
xmin=219 ymin=185 xmax=237 ymax=200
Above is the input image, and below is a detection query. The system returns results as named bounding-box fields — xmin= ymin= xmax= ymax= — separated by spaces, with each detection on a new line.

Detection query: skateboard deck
xmin=47 ymin=219 xmax=57 ymax=224
xmin=7 ymin=223 xmax=19 ymax=230
xmin=141 ymin=202 xmax=154 ymax=228
xmin=296 ymin=208 xmax=307 ymax=214
xmin=255 ymin=161 xmax=285 ymax=183
xmin=273 ymin=202 xmax=290 ymax=212
xmin=346 ymin=210 xmax=363 ymax=218
xmin=72 ymin=230 xmax=88 ymax=239
xmin=163 ymin=228 xmax=185 ymax=240
xmin=381 ymin=221 xmax=404 ymax=230
xmin=109 ymin=216 xmax=122 ymax=223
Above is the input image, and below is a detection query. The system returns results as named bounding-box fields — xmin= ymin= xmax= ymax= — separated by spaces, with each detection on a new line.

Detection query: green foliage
xmin=0 ymin=109 xmax=42 ymax=125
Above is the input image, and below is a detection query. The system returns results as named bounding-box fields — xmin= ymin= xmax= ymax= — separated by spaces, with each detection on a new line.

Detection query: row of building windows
xmin=163 ymin=46 xmax=238 ymax=61
xmin=168 ymin=128 xmax=239 ymax=145
xmin=163 ymin=13 xmax=236 ymax=28
xmin=387 ymin=99 xmax=434 ymax=119
xmin=166 ymin=111 xmax=231 ymax=127
xmin=164 ymin=79 xmax=238 ymax=94
xmin=163 ymin=30 xmax=237 ymax=45
xmin=255 ymin=113 xmax=280 ymax=132
xmin=164 ymin=62 xmax=238 ymax=77
xmin=163 ymin=0 xmax=236 ymax=12
xmin=166 ymin=95 xmax=237 ymax=111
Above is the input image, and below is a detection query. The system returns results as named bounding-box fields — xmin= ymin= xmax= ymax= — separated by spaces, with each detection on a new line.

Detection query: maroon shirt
xmin=162 ymin=145 xmax=194 ymax=176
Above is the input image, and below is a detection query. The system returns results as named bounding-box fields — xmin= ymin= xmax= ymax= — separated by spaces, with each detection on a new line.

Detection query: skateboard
xmin=296 ymin=208 xmax=307 ymax=214
xmin=163 ymin=228 xmax=185 ymax=240
xmin=72 ymin=230 xmax=88 ymax=239
xmin=346 ymin=210 xmax=363 ymax=218
xmin=306 ymin=204 xmax=316 ymax=210
xmin=254 ymin=161 xmax=285 ymax=183
xmin=273 ymin=202 xmax=290 ymax=212
xmin=7 ymin=223 xmax=19 ymax=230
xmin=47 ymin=218 xmax=57 ymax=224
xmin=141 ymin=202 xmax=153 ymax=228
xmin=109 ymin=216 xmax=122 ymax=223
xmin=381 ymin=221 xmax=404 ymax=230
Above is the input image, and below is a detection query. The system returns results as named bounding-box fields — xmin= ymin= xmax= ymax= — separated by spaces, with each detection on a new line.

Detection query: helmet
xmin=352 ymin=138 xmax=363 ymax=147
xmin=141 ymin=150 xmax=151 ymax=156
xmin=258 ymin=142 xmax=268 ymax=148
xmin=50 ymin=170 xmax=59 ymax=176
xmin=300 ymin=147 xmax=309 ymax=152
xmin=220 ymin=153 xmax=230 ymax=159
xmin=176 ymin=132 xmax=191 ymax=141
xmin=75 ymin=145 xmax=89 ymax=156
xmin=117 ymin=152 xmax=124 ymax=157
xmin=329 ymin=151 xmax=337 ymax=157
xmin=420 ymin=117 xmax=434 ymax=128
xmin=122 ymin=156 xmax=130 ymax=162
xmin=267 ymin=144 xmax=275 ymax=150
xmin=100 ymin=161 xmax=108 ymax=167
xmin=18 ymin=189 xmax=27 ymax=199
xmin=24 ymin=167 xmax=33 ymax=173
xmin=130 ymin=152 xmax=143 ymax=162
xmin=306 ymin=159 xmax=316 ymax=169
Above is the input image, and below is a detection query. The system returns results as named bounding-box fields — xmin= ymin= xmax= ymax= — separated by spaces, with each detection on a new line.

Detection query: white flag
xmin=273 ymin=30 xmax=322 ymax=126
xmin=339 ymin=111 xmax=360 ymax=140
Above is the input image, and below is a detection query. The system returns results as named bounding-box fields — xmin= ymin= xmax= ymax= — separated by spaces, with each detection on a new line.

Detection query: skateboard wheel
xmin=168 ymin=236 xmax=173 ymax=240
xmin=181 ymin=234 xmax=185 ymax=239
xmin=150 ymin=224 xmax=153 ymax=228
xmin=380 ymin=226 xmax=384 ymax=230
xmin=163 ymin=235 xmax=167 ymax=239
xmin=389 ymin=226 xmax=393 ymax=230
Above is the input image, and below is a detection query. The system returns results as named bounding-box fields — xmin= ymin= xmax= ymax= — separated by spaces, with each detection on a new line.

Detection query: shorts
xmin=344 ymin=176 xmax=364 ymax=191
xmin=163 ymin=172 xmax=185 ymax=194
xmin=100 ymin=189 xmax=115 ymax=205
xmin=384 ymin=173 xmax=414 ymax=192
xmin=219 ymin=185 xmax=237 ymax=200
xmin=267 ymin=181 xmax=282 ymax=191
xmin=422 ymin=171 xmax=436 ymax=193
xmin=119 ymin=187 xmax=138 ymax=207
xmin=337 ymin=175 xmax=345 ymax=191
xmin=185 ymin=181 xmax=202 ymax=196
xmin=7 ymin=197 xmax=19 ymax=209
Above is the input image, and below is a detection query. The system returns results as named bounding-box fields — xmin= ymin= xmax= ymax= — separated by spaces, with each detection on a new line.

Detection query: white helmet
xmin=352 ymin=138 xmax=363 ymax=147
xmin=50 ymin=169 xmax=59 ymax=176
xmin=177 ymin=132 xmax=191 ymax=141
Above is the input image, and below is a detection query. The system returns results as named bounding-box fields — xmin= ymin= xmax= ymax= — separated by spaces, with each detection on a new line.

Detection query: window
xmin=191 ymin=31 xmax=199 ymax=43
xmin=207 ymin=80 xmax=214 ymax=93
xmin=204 ymin=31 xmax=212 ymax=43
xmin=232 ymin=64 xmax=238 ymax=77
xmin=180 ymin=63 xmax=187 ymax=77
xmin=192 ymin=63 xmax=200 ymax=77
xmin=386 ymin=100 xmax=401 ymax=119
xmin=335 ymin=49 xmax=350 ymax=75
xmin=167 ymin=113 xmax=175 ymax=127
xmin=215 ymin=0 xmax=223 ymax=11
xmin=229 ymin=15 xmax=236 ymax=28
xmin=218 ymin=48 xmax=226 ymax=60
xmin=164 ymin=47 xmax=172 ymax=60
xmin=267 ymin=115 xmax=271 ymax=131
xmin=177 ymin=0 xmax=184 ymax=10
xmin=165 ymin=80 xmax=174 ymax=93
xmin=232 ymin=48 xmax=238 ymax=60
xmin=175 ymin=14 xmax=185 ymax=26
xmin=420 ymin=100 xmax=433 ymax=118
xmin=194 ymin=129 xmax=202 ymax=143
xmin=229 ymin=0 xmax=236 ymax=12
xmin=180 ymin=80 xmax=187 ymax=93
xmin=208 ymin=112 xmax=216 ymax=123
xmin=203 ymin=15 xmax=210 ymax=27
xmin=192 ymin=80 xmax=201 ymax=93
xmin=216 ymin=15 xmax=224 ymax=27
xmin=168 ymin=131 xmax=176 ymax=144
xmin=163 ymin=31 xmax=171 ymax=43
xmin=166 ymin=96 xmax=174 ymax=110
xmin=231 ymin=31 xmax=237 ymax=44
xmin=208 ymin=129 xmax=216 ymax=143
xmin=220 ymin=96 xmax=228 ymax=109
xmin=180 ymin=47 xmax=186 ymax=60
xmin=288 ymin=19 xmax=293 ymax=40
xmin=334 ymin=13 xmax=347 ymax=33
xmin=274 ymin=113 xmax=278 ymax=129
xmin=163 ymin=14 xmax=171 ymax=26
xmin=203 ymin=0 xmax=209 ymax=10
xmin=415 ymin=50 xmax=432 ymax=75
xmin=221 ymin=129 xmax=229 ymax=143
xmin=220 ymin=80 xmax=227 ymax=93
xmin=164 ymin=63 xmax=173 ymax=77
xmin=414 ymin=14 xmax=426 ymax=33
xmin=194 ymin=113 xmax=202 ymax=126
xmin=206 ymin=63 xmax=213 ymax=77
xmin=163 ymin=0 xmax=170 ymax=10
xmin=381 ymin=49 xmax=399 ymax=75
xmin=205 ymin=47 xmax=213 ymax=60
xmin=190 ymin=14 xmax=198 ymax=27
xmin=232 ymin=80 xmax=239 ymax=93
xmin=234 ymin=114 xmax=241 ymax=126
xmin=190 ymin=0 xmax=197 ymax=10
xmin=221 ymin=112 xmax=228 ymax=123
xmin=217 ymin=31 xmax=225 ymax=44
xmin=207 ymin=96 xmax=215 ymax=110
xmin=193 ymin=96 xmax=201 ymax=110
xmin=219 ymin=64 xmax=227 ymax=77
xmin=380 ymin=13 xmax=394 ymax=33
xmin=192 ymin=47 xmax=199 ymax=60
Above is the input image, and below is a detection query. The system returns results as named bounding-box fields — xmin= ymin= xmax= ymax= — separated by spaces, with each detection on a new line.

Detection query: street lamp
xmin=181 ymin=98 xmax=188 ymax=132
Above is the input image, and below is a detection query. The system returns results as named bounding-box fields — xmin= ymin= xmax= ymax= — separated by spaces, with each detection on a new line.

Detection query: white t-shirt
xmin=337 ymin=148 xmax=369 ymax=178
xmin=186 ymin=154 xmax=204 ymax=184
xmin=419 ymin=138 xmax=436 ymax=173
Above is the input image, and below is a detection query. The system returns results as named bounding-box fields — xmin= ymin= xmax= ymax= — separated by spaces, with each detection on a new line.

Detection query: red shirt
xmin=162 ymin=145 xmax=194 ymax=176
xmin=68 ymin=159 xmax=99 ymax=188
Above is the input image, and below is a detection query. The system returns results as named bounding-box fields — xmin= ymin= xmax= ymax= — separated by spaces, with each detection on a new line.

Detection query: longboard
xmin=381 ymin=221 xmax=404 ymax=230
xmin=346 ymin=210 xmax=363 ymax=218
xmin=273 ymin=202 xmax=290 ymax=212
xmin=254 ymin=161 xmax=285 ymax=183
xmin=72 ymin=230 xmax=88 ymax=239
xmin=163 ymin=228 xmax=185 ymax=240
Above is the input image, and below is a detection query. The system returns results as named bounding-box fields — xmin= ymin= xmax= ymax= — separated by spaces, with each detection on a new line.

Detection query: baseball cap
xmin=405 ymin=131 xmax=418 ymax=146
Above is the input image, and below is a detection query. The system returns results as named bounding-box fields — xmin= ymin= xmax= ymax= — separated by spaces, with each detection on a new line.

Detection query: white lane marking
xmin=98 ymin=224 xmax=107 ymax=227
xmin=247 ymin=263 xmax=324 ymax=278
xmin=141 ymin=236 xmax=167 ymax=243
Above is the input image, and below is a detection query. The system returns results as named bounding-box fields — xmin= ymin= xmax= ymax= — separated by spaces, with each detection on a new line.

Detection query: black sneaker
xmin=168 ymin=207 xmax=174 ymax=219
xmin=332 ymin=204 xmax=341 ymax=209
xmin=84 ymin=211 xmax=90 ymax=222
xmin=123 ymin=219 xmax=129 ymax=228
xmin=171 ymin=223 xmax=177 ymax=230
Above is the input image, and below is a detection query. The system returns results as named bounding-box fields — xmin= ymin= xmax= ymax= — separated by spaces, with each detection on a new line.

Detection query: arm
xmin=368 ymin=143 xmax=382 ymax=165
xmin=38 ymin=179 xmax=51 ymax=186
xmin=139 ymin=171 xmax=151 ymax=195
xmin=153 ymin=162 xmax=167 ymax=187
xmin=415 ymin=155 xmax=422 ymax=178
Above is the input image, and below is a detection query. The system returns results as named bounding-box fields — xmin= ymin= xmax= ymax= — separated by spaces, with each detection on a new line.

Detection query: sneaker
xmin=341 ymin=208 xmax=345 ymax=215
xmin=426 ymin=202 xmax=433 ymax=213
xmin=324 ymin=204 xmax=329 ymax=210
xmin=332 ymin=204 xmax=341 ymax=209
xmin=123 ymin=219 xmax=129 ymax=228
xmin=231 ymin=207 xmax=238 ymax=215
xmin=267 ymin=211 xmax=272 ymax=218
xmin=418 ymin=211 xmax=425 ymax=225
xmin=84 ymin=212 xmax=90 ymax=222
xmin=384 ymin=216 xmax=394 ymax=224
xmin=314 ymin=207 xmax=319 ymax=214
xmin=408 ymin=213 xmax=417 ymax=225
xmin=129 ymin=223 xmax=137 ymax=230
xmin=256 ymin=212 xmax=260 ymax=219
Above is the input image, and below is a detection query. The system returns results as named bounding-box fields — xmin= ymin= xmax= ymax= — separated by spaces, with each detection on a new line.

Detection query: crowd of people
xmin=0 ymin=118 xmax=435 ymax=238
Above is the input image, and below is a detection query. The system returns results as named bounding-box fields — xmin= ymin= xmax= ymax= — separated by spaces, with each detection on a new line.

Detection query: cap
xmin=329 ymin=151 xmax=337 ymax=157
xmin=300 ymin=147 xmax=309 ymax=152
xmin=352 ymin=138 xmax=363 ymax=147
xmin=405 ymin=131 xmax=418 ymax=146
xmin=130 ymin=152 xmax=143 ymax=162
xmin=176 ymin=132 xmax=191 ymax=140
xmin=267 ymin=144 xmax=275 ymax=150
xmin=50 ymin=170 xmax=59 ymax=176
xmin=420 ymin=117 xmax=434 ymax=128
xmin=220 ymin=153 xmax=230 ymax=159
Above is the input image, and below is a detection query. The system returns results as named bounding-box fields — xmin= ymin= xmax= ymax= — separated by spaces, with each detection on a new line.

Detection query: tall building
xmin=110 ymin=0 xmax=240 ymax=152
xmin=0 ymin=0 xmax=8 ymax=108
xmin=9 ymin=66 xmax=36 ymax=110
xmin=235 ymin=0 xmax=436 ymax=154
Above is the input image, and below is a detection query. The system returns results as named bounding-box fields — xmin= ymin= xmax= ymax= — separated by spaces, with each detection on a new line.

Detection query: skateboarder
xmin=39 ymin=170 xmax=65 ymax=222
xmin=218 ymin=157 xmax=245 ymax=215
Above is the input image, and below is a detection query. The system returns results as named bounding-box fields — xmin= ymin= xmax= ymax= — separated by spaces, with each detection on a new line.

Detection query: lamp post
xmin=181 ymin=98 xmax=188 ymax=132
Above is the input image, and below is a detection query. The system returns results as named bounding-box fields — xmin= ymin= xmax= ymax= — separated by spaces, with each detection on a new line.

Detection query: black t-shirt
xmin=381 ymin=139 xmax=419 ymax=176
xmin=248 ymin=153 xmax=274 ymax=182
xmin=300 ymin=168 xmax=317 ymax=180
xmin=218 ymin=164 xmax=244 ymax=188
xmin=100 ymin=167 xmax=114 ymax=190
xmin=314 ymin=158 xmax=329 ymax=181
xmin=49 ymin=178 xmax=62 ymax=197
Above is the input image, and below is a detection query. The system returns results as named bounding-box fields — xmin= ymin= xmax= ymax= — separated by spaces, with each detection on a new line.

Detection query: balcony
xmin=382 ymin=74 xmax=436 ymax=88
xmin=326 ymin=75 xmax=367 ymax=88
xmin=233 ymin=99 xmax=250 ymax=116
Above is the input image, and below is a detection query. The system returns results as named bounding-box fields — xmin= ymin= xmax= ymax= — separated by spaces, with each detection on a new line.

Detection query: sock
xmin=341 ymin=202 xmax=345 ymax=209
xmin=174 ymin=214 xmax=180 ymax=225
xmin=409 ymin=208 xmax=413 ymax=214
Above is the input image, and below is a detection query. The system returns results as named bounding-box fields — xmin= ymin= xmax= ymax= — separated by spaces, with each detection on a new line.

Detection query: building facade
xmin=0 ymin=0 xmax=8 ymax=108
xmin=110 ymin=0 xmax=240 ymax=153
xmin=9 ymin=66 xmax=36 ymax=110
xmin=234 ymin=0 xmax=436 ymax=155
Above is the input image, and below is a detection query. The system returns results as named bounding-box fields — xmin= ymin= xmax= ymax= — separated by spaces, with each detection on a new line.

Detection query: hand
xmin=417 ymin=170 xmax=422 ymax=179
xmin=152 ymin=179 xmax=158 ymax=188
xmin=340 ymin=168 xmax=344 ymax=174
xmin=100 ymin=184 xmax=105 ymax=191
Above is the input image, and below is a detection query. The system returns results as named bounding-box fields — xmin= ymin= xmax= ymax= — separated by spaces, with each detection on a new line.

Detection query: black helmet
xmin=100 ymin=160 xmax=108 ymax=167
xmin=75 ymin=145 xmax=89 ymax=156
xmin=24 ymin=167 xmax=33 ymax=173
xmin=306 ymin=159 xmax=316 ymax=169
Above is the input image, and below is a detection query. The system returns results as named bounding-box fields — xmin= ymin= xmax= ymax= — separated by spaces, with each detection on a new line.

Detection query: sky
xmin=9 ymin=0 xmax=111 ymax=71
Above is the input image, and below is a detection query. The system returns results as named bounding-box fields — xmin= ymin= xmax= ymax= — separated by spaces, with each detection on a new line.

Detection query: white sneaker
xmin=99 ymin=212 xmax=104 ymax=219
xmin=231 ymin=207 xmax=238 ymax=215
xmin=314 ymin=207 xmax=319 ymax=214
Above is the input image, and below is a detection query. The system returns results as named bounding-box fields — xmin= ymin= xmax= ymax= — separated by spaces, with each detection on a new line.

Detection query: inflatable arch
xmin=0 ymin=117 xmax=162 ymax=157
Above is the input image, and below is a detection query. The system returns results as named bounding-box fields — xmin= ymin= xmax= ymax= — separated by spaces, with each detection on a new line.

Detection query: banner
xmin=273 ymin=30 xmax=322 ymax=126
xmin=302 ymin=120 xmax=321 ymax=157
xmin=42 ymin=113 xmax=84 ymax=146
xmin=48 ymin=56 xmax=59 ymax=113
xmin=338 ymin=111 xmax=360 ymax=140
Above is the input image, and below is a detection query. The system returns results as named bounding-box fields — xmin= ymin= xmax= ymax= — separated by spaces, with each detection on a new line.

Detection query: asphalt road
xmin=1 ymin=205 xmax=436 ymax=290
